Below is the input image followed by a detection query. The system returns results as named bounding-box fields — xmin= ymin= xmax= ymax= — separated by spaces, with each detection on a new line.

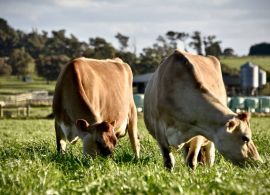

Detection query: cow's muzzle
xmin=247 ymin=140 xmax=263 ymax=163
xmin=100 ymin=147 xmax=114 ymax=157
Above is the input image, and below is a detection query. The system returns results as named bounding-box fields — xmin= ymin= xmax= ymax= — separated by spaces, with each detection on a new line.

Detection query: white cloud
xmin=0 ymin=0 xmax=269 ymax=55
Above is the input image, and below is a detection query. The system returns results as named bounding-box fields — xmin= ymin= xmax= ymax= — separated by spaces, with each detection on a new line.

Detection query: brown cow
xmin=144 ymin=50 xmax=262 ymax=170
xmin=53 ymin=57 xmax=140 ymax=158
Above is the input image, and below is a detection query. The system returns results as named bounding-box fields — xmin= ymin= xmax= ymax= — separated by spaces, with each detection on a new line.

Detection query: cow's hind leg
xmin=205 ymin=141 xmax=215 ymax=166
xmin=185 ymin=138 xmax=203 ymax=169
xmin=182 ymin=144 xmax=189 ymax=162
xmin=127 ymin=103 xmax=140 ymax=158
xmin=197 ymin=148 xmax=206 ymax=165
xmin=55 ymin=121 xmax=67 ymax=153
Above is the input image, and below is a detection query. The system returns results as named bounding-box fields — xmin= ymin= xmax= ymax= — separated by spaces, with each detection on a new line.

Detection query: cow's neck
xmin=190 ymin=100 xmax=236 ymax=141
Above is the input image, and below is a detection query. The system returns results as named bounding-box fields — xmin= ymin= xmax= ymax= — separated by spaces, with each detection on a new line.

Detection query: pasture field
xmin=220 ymin=56 xmax=270 ymax=72
xmin=0 ymin=116 xmax=270 ymax=194
xmin=0 ymin=76 xmax=55 ymax=95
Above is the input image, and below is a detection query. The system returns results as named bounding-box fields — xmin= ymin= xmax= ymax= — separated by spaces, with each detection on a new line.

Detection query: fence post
xmin=0 ymin=105 xmax=3 ymax=118
xmin=17 ymin=107 xmax=20 ymax=117
xmin=27 ymin=104 xmax=30 ymax=117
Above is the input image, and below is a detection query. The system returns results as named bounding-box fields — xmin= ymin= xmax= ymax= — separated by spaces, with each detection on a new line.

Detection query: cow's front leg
xmin=127 ymin=103 xmax=140 ymax=158
xmin=159 ymin=144 xmax=175 ymax=170
xmin=55 ymin=121 xmax=67 ymax=153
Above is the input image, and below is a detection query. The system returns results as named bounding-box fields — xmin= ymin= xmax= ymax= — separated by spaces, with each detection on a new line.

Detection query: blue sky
xmin=1 ymin=0 xmax=269 ymax=55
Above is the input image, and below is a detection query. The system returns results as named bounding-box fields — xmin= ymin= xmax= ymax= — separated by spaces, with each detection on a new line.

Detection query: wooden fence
xmin=0 ymin=104 xmax=31 ymax=118
xmin=0 ymin=92 xmax=53 ymax=118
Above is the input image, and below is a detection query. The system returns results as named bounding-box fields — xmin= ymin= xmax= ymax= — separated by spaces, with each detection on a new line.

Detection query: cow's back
xmin=144 ymin=50 xmax=228 ymax=139
xmin=53 ymin=57 xmax=133 ymax=126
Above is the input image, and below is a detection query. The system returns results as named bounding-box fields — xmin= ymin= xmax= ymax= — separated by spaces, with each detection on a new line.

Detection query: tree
xmin=0 ymin=18 xmax=19 ymax=57
xmin=8 ymin=47 xmax=35 ymax=76
xmin=89 ymin=37 xmax=116 ymax=59
xmin=189 ymin=31 xmax=203 ymax=55
xmin=166 ymin=31 xmax=189 ymax=50
xmin=66 ymin=34 xmax=88 ymax=58
xmin=82 ymin=47 xmax=95 ymax=58
xmin=36 ymin=55 xmax=70 ymax=83
xmin=223 ymin=48 xmax=235 ymax=56
xmin=203 ymin=35 xmax=222 ymax=57
xmin=115 ymin=33 xmax=129 ymax=51
xmin=135 ymin=47 xmax=162 ymax=74
xmin=0 ymin=58 xmax=12 ymax=76
xmin=153 ymin=35 xmax=174 ymax=58
xmin=249 ymin=42 xmax=270 ymax=55
xmin=134 ymin=35 xmax=175 ymax=74
xmin=115 ymin=51 xmax=137 ymax=68
xmin=43 ymin=30 xmax=88 ymax=59
xmin=45 ymin=29 xmax=69 ymax=55
xmin=20 ymin=30 xmax=47 ymax=58
xmin=166 ymin=31 xmax=178 ymax=49
xmin=176 ymin=32 xmax=189 ymax=51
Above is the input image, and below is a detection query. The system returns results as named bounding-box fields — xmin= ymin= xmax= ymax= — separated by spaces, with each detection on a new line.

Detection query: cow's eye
xmin=242 ymin=135 xmax=250 ymax=143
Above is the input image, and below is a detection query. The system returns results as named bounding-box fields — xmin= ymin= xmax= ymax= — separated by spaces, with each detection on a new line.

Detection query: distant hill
xmin=220 ymin=56 xmax=270 ymax=72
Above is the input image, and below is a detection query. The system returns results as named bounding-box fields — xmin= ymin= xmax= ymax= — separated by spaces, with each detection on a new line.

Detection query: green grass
xmin=0 ymin=76 xmax=55 ymax=95
xmin=0 ymin=106 xmax=52 ymax=119
xmin=220 ymin=56 xmax=270 ymax=72
xmin=0 ymin=116 xmax=270 ymax=194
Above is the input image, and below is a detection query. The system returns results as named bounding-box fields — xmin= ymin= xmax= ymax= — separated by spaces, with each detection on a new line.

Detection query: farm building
xmin=222 ymin=73 xmax=240 ymax=96
xmin=133 ymin=61 xmax=268 ymax=96
xmin=133 ymin=73 xmax=153 ymax=93
xmin=133 ymin=72 xmax=241 ymax=95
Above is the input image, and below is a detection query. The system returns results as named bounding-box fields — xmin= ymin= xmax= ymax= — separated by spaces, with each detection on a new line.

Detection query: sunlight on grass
xmin=0 ymin=117 xmax=269 ymax=194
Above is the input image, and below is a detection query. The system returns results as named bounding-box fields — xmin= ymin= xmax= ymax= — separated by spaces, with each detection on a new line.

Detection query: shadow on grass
xmin=112 ymin=152 xmax=155 ymax=165
xmin=1 ymin=141 xmax=155 ymax=172
xmin=48 ymin=152 xmax=94 ymax=171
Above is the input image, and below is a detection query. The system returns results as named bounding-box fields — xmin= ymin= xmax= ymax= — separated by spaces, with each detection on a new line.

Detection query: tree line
xmin=0 ymin=17 xmax=237 ymax=81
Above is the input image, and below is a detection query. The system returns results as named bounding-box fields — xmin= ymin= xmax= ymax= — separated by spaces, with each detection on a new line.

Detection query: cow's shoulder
xmin=74 ymin=57 xmax=132 ymax=74
xmin=173 ymin=49 xmax=221 ymax=74
xmin=159 ymin=50 xmax=225 ymax=103
xmin=107 ymin=58 xmax=132 ymax=74
xmin=173 ymin=49 xmax=223 ymax=85
xmin=206 ymin=55 xmax=222 ymax=72
xmin=163 ymin=49 xmax=201 ymax=85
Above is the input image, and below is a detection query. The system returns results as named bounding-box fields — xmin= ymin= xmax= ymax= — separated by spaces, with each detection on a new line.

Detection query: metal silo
xmin=240 ymin=62 xmax=259 ymax=95
xmin=259 ymin=69 xmax=267 ymax=87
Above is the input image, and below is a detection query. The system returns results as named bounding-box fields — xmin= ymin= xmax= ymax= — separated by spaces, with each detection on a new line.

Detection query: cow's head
xmin=76 ymin=119 xmax=118 ymax=157
xmin=215 ymin=112 xmax=262 ymax=165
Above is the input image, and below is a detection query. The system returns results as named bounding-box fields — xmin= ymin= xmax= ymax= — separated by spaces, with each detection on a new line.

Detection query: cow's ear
xmin=237 ymin=112 xmax=251 ymax=122
xmin=76 ymin=119 xmax=89 ymax=132
xmin=226 ymin=119 xmax=238 ymax=132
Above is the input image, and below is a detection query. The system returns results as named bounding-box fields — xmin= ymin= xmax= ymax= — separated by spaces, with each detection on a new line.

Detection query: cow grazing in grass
xmin=53 ymin=57 xmax=140 ymax=158
xmin=144 ymin=50 xmax=262 ymax=170
xmin=183 ymin=135 xmax=215 ymax=169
